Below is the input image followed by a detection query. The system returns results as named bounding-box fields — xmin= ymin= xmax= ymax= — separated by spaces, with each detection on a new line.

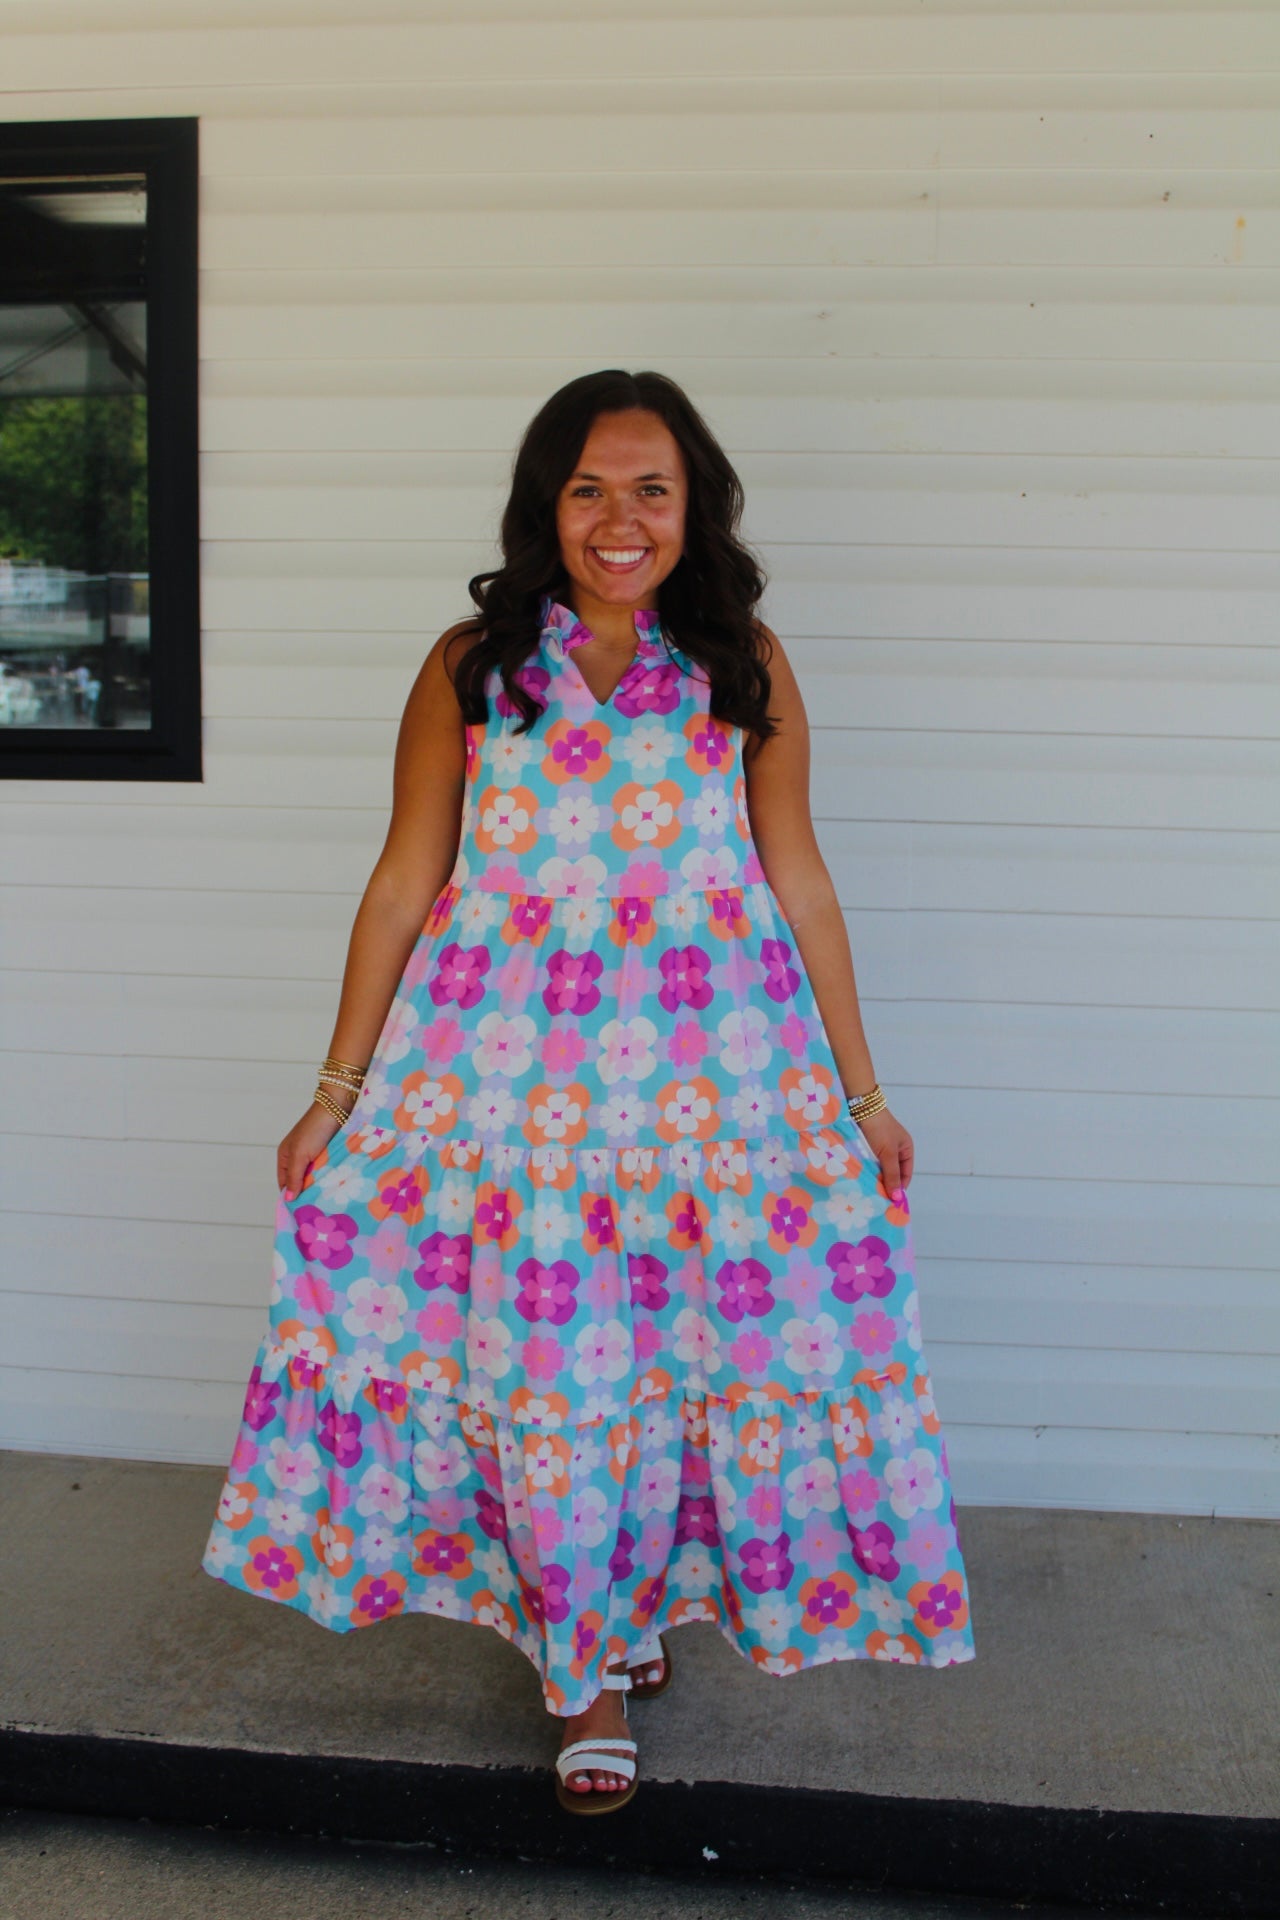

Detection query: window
xmin=0 ymin=117 xmax=199 ymax=780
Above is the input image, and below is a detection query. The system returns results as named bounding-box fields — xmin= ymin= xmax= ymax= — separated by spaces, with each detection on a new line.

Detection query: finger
xmin=880 ymin=1153 xmax=901 ymax=1199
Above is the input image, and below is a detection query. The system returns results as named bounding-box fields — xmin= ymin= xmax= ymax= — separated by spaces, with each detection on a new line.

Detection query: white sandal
xmin=554 ymin=1668 xmax=638 ymax=1815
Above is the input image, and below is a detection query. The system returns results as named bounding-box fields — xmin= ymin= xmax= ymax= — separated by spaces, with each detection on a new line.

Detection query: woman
xmin=203 ymin=369 xmax=975 ymax=1814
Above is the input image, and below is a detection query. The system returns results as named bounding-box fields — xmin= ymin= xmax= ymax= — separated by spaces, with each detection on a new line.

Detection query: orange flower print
xmin=738 ymin=1414 xmax=783 ymax=1476
xmin=580 ymin=1191 xmax=620 ymax=1256
xmin=763 ymin=1185 xmax=819 ymax=1253
xmin=243 ymin=1536 xmax=303 ymax=1600
xmin=799 ymin=1571 xmax=860 ymax=1634
xmin=683 ymin=712 xmax=735 ymax=777
xmin=779 ymin=1064 xmax=842 ymax=1129
xmin=312 ymin=1506 xmax=355 ymax=1576
xmin=413 ymin=1529 xmax=475 ymax=1581
xmin=706 ymin=888 xmax=750 ymax=942
xmin=424 ymin=881 xmax=459 ymax=936
xmin=654 ymin=1075 xmax=719 ymax=1143
xmin=543 ymin=717 xmax=612 ymax=784
xmin=913 ymin=1373 xmax=942 ymax=1435
xmin=473 ymin=1181 xmax=523 ymax=1249
xmin=367 ymin=1163 xmax=429 ymax=1226
xmin=393 ymin=1070 xmax=463 ymax=1135
xmin=606 ymin=1416 xmax=641 ymax=1483
xmin=909 ymin=1572 xmax=969 ymax=1639
xmin=665 ymin=1188 xmax=710 ymax=1252
xmin=865 ymin=1629 xmax=925 ymax=1664
xmin=216 ymin=1481 xmax=257 ymax=1531
xmin=611 ymin=779 xmax=684 ymax=852
xmin=523 ymin=1432 xmax=573 ymax=1497
xmin=608 ymin=895 xmax=658 ymax=948
xmin=523 ymin=1080 xmax=591 ymax=1147
xmin=830 ymin=1395 xmax=874 ymax=1462
xmin=473 ymin=783 xmax=539 ymax=854
xmin=351 ymin=1571 xmax=408 ymax=1624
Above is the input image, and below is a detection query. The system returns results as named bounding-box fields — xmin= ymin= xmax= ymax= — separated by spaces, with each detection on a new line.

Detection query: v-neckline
xmin=540 ymin=595 xmax=665 ymax=712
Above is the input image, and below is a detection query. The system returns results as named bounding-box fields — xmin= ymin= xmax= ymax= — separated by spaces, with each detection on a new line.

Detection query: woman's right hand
xmin=277 ymin=1097 xmax=353 ymax=1200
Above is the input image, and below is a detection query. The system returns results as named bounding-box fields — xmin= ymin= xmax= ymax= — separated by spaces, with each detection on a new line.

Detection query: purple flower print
xmin=615 ymin=659 xmax=682 ymax=718
xmin=675 ymin=1494 xmax=719 ymax=1547
xmin=508 ymin=896 xmax=553 ymax=940
xmin=739 ymin=1533 xmax=795 ymax=1595
xmin=714 ymin=1257 xmax=775 ymax=1323
xmin=615 ymin=896 xmax=655 ymax=941
xmin=914 ymin=1580 xmax=965 ymax=1632
xmin=428 ymin=941 xmax=491 ymax=1010
xmin=540 ymin=1563 xmax=573 ymax=1625
xmin=475 ymin=1489 xmax=508 ymax=1544
xmin=764 ymin=1192 xmax=811 ymax=1247
xmin=805 ymin=1578 xmax=857 ymax=1628
xmin=551 ymin=727 xmax=606 ymax=779
xmin=413 ymin=1231 xmax=471 ymax=1294
xmin=827 ymin=1235 xmax=896 ymax=1303
xmin=495 ymin=662 xmax=550 ymax=716
xmin=514 ymin=1257 xmax=580 ymax=1326
xmin=760 ymin=937 xmax=801 ymax=1003
xmin=629 ymin=1253 xmax=671 ymax=1311
xmin=293 ymin=1205 xmax=358 ymax=1271
xmin=241 ymin=1365 xmax=281 ymax=1432
xmin=608 ymin=1527 xmax=637 ymax=1584
xmin=657 ymin=945 xmax=714 ymax=1012
xmin=849 ymin=1518 xmax=901 ymax=1581
xmin=542 ymin=948 xmax=603 ymax=1017
xmin=572 ymin=1615 xmax=599 ymax=1663
xmin=418 ymin=1532 xmax=470 ymax=1578
xmin=317 ymin=1400 xmax=364 ymax=1469
xmin=582 ymin=1196 xmax=618 ymax=1248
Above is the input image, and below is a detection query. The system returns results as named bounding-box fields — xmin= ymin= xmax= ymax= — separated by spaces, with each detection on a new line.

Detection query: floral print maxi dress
xmin=202 ymin=595 xmax=976 ymax=1711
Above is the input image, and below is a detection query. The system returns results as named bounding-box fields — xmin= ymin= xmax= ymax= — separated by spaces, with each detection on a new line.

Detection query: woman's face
xmin=554 ymin=408 xmax=688 ymax=618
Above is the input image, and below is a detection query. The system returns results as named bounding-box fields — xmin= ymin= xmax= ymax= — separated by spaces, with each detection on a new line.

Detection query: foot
xmin=628 ymin=1646 xmax=667 ymax=1690
xmin=558 ymin=1664 xmax=632 ymax=1796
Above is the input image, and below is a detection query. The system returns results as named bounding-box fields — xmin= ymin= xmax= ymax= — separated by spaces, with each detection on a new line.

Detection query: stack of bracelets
xmin=312 ymin=1054 xmax=368 ymax=1127
xmin=847 ymin=1081 xmax=887 ymax=1124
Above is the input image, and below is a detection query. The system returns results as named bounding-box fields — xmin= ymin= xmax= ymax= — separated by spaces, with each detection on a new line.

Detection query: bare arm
xmin=277 ymin=622 xmax=475 ymax=1195
xmin=743 ymin=627 xmax=913 ymax=1198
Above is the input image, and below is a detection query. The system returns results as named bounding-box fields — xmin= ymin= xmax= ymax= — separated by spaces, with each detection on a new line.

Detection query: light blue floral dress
xmin=202 ymin=595 xmax=975 ymax=1711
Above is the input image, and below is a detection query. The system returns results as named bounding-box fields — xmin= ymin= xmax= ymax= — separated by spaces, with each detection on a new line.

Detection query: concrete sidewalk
xmin=2 ymin=1451 xmax=1277 ymax=1914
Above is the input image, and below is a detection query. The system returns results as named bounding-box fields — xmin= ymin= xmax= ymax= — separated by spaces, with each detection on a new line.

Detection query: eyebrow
xmin=570 ymin=471 xmax=675 ymax=483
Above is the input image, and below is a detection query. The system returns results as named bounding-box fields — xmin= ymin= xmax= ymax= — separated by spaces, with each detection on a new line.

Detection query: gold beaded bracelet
xmin=313 ymin=1085 xmax=354 ymax=1126
xmin=320 ymin=1055 xmax=366 ymax=1087
xmin=848 ymin=1082 xmax=887 ymax=1123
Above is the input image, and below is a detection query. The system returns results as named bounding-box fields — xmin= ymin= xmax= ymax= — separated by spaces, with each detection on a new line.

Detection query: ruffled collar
xmin=539 ymin=593 xmax=664 ymax=654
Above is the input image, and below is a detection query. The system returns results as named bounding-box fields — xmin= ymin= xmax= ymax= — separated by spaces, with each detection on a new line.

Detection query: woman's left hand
xmin=853 ymin=1106 xmax=914 ymax=1206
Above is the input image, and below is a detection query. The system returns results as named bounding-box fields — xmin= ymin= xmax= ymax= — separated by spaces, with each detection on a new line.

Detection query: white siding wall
xmin=2 ymin=3 xmax=1277 ymax=1517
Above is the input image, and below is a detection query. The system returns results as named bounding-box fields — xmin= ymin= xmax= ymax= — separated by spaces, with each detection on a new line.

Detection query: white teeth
xmin=594 ymin=548 xmax=648 ymax=563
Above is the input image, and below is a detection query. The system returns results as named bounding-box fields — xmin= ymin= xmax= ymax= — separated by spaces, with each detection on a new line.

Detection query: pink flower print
xmin=541 ymin=1023 xmax=588 ymax=1073
xmin=421 ymin=1015 xmax=466 ymax=1064
xmin=520 ymin=1332 xmax=567 ymax=1380
xmin=915 ymin=1580 xmax=965 ymax=1632
xmin=608 ymin=1527 xmax=637 ymax=1583
xmin=621 ymin=860 xmax=669 ymax=899
xmin=475 ymin=1188 xmax=515 ymax=1240
xmin=738 ymin=1533 xmax=795 ymax=1595
xmin=760 ymin=938 xmax=801 ymax=1003
xmin=715 ymin=1257 xmax=775 ymax=1324
xmin=539 ymin=1563 xmax=573 ymax=1625
xmin=840 ymin=1468 xmax=883 ymax=1517
xmin=514 ymin=1257 xmax=580 ymax=1326
xmin=428 ymin=942 xmax=492 ymax=1010
xmin=885 ymin=1449 xmax=943 ymax=1520
xmin=628 ymin=1253 xmax=670 ymax=1311
xmin=475 ymin=1489 xmax=508 ymax=1543
xmin=552 ymin=726 xmax=606 ymax=778
xmin=777 ymin=1010 xmax=810 ymax=1058
xmin=657 ymin=944 xmax=714 ymax=1012
xmin=572 ymin=1318 xmax=630 ymax=1385
xmin=675 ymin=1494 xmax=719 ymax=1546
xmin=728 ymin=1328 xmax=775 ymax=1375
xmin=745 ymin=1484 xmax=783 ymax=1529
xmin=615 ymin=659 xmax=682 ymax=717
xmin=293 ymin=1205 xmax=358 ymax=1271
xmin=478 ymin=859 xmax=525 ymax=894
xmin=667 ymin=1019 xmax=710 ymax=1068
xmin=318 ymin=1400 xmax=364 ymax=1468
xmin=766 ymin=1191 xmax=811 ymax=1246
xmin=416 ymin=1297 xmax=464 ymax=1343
xmin=542 ymin=948 xmax=603 ymax=1017
xmin=852 ymin=1308 xmax=896 ymax=1357
xmin=532 ymin=1506 xmax=565 ymax=1554
xmin=905 ymin=1515 xmax=952 ymax=1576
xmin=849 ymin=1518 xmax=901 ymax=1581
xmin=634 ymin=1317 xmax=663 ymax=1362
xmin=413 ymin=1231 xmax=471 ymax=1295
xmin=509 ymin=896 xmax=553 ymax=940
xmin=828 ymin=1235 xmax=896 ymax=1303
xmin=293 ymin=1270 xmax=335 ymax=1315
xmin=241 ymin=1366 xmax=281 ymax=1432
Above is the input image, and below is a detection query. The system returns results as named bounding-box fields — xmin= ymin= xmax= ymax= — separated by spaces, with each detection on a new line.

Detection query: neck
xmin=562 ymin=587 xmax=655 ymax=649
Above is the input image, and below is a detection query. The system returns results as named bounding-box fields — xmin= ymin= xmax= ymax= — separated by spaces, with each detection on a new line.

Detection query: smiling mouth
xmin=590 ymin=547 xmax=652 ymax=570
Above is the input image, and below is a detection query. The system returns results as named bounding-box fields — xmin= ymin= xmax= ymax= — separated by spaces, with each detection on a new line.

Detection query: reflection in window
xmin=0 ymin=176 xmax=149 ymax=730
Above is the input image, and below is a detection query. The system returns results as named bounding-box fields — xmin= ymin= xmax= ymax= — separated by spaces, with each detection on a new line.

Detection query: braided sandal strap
xmin=556 ymin=1738 xmax=637 ymax=1785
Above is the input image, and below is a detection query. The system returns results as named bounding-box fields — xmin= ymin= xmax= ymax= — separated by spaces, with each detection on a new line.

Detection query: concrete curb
xmin=3 ymin=1728 xmax=1276 ymax=1916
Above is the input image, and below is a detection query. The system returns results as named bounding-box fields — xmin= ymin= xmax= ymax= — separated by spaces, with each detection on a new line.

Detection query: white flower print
xmin=680 ymin=843 xmax=738 ymax=888
xmin=727 ymin=1081 xmax=775 ymax=1130
xmin=463 ymin=1086 xmax=521 ymax=1135
xmin=710 ymin=1471 xmax=737 ymax=1531
xmin=488 ymin=730 xmax=537 ymax=787
xmin=673 ymin=1307 xmax=721 ymax=1373
xmin=457 ymin=890 xmax=501 ymax=940
xmin=783 ymin=1456 xmax=839 ymax=1519
xmin=742 ymin=1597 xmax=797 ymax=1650
xmin=717 ymin=1006 xmax=773 ymax=1076
xmin=262 ymin=1492 xmax=307 ymax=1537
xmin=473 ymin=1542 xmax=519 ymax=1600
xmin=616 ymin=1194 xmax=665 ymax=1241
xmin=819 ymin=1188 xmax=877 ymax=1237
xmin=378 ymin=994 xmax=417 ymax=1065
xmin=597 ymin=1015 xmax=659 ymax=1085
xmin=472 ymin=1010 xmax=536 ymax=1080
xmin=420 ymin=1582 xmax=459 ymax=1618
xmin=571 ymin=1318 xmax=631 ymax=1386
xmin=433 ymin=1176 xmax=479 ymax=1232
xmin=300 ymin=1571 xmax=344 ymax=1625
xmin=712 ymin=1194 xmax=763 ymax=1253
xmin=616 ymin=720 xmax=678 ymax=773
xmin=903 ymin=1289 xmax=923 ymax=1352
xmin=546 ymin=786 xmax=603 ymax=846
xmin=640 ymin=1402 xmax=678 ymax=1450
xmin=781 ymin=1313 xmax=843 ymax=1378
xmin=672 ymin=1545 xmax=717 ymax=1594
xmin=884 ymin=1448 xmax=943 ymax=1519
xmin=341 ymin=1277 xmax=408 ymax=1344
xmin=874 ymin=1393 xmax=920 ymax=1450
xmin=528 ymin=1192 xmax=578 ymax=1254
xmin=466 ymin=1315 xmax=513 ymax=1381
xmin=536 ymin=853 xmax=608 ymax=898
xmin=203 ymin=1531 xmax=242 ymax=1574
xmin=598 ymin=1090 xmax=647 ymax=1140
xmin=311 ymin=1159 xmax=375 ymax=1210
xmin=859 ymin=1581 xmax=910 ymax=1630
xmin=636 ymin=1456 xmax=680 ymax=1515
xmin=688 ymin=783 xmax=734 ymax=838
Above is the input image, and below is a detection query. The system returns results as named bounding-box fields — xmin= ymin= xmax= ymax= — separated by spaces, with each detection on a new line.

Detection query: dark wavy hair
xmin=448 ymin=369 xmax=777 ymax=740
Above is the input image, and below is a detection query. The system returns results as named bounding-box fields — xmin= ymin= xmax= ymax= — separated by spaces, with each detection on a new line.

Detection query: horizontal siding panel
xmin=7 ymin=1211 xmax=1274 ymax=1358
xmin=943 ymin=1423 xmax=1280 ymax=1520
xmin=6 ymin=887 xmax=1275 ymax=1011
xmin=6 ymin=973 xmax=1275 ymax=1099
xmin=3 ymin=1138 xmax=1276 ymax=1272
xmin=4 ymin=1051 xmax=1276 ymax=1184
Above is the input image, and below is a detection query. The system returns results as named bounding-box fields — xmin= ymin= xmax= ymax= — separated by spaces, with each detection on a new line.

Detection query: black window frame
xmin=0 ymin=116 xmax=200 ymax=782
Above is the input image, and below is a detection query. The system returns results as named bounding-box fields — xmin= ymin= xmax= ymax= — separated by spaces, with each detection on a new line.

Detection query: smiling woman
xmin=201 ymin=368 xmax=975 ymax=1819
